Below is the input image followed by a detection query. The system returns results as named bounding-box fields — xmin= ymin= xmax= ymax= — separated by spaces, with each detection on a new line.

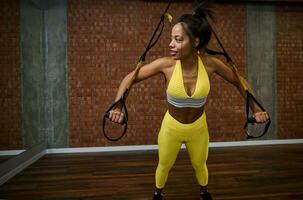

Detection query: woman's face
xmin=169 ymin=23 xmax=195 ymax=60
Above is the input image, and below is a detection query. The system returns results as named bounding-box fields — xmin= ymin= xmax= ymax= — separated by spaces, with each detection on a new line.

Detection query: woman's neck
xmin=180 ymin=51 xmax=199 ymax=72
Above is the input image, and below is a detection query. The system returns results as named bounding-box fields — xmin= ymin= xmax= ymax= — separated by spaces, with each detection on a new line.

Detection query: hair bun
xmin=192 ymin=0 xmax=214 ymax=21
xmin=194 ymin=7 xmax=207 ymax=18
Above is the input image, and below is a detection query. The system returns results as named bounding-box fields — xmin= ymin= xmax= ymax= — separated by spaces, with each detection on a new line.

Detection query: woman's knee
xmin=191 ymin=160 xmax=207 ymax=172
xmin=157 ymin=160 xmax=174 ymax=173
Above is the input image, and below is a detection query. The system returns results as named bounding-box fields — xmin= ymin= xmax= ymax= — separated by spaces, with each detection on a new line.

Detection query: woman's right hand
xmin=109 ymin=108 xmax=125 ymax=124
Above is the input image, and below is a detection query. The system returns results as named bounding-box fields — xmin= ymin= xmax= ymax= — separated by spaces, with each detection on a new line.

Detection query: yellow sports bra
xmin=166 ymin=56 xmax=210 ymax=108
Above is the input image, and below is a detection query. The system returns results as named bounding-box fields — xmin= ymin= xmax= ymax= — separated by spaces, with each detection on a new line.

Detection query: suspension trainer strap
xmin=102 ymin=1 xmax=173 ymax=141
xmin=124 ymin=1 xmax=173 ymax=99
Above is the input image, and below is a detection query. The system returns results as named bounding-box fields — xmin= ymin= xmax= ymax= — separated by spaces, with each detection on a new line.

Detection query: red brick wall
xmin=3 ymin=1 xmax=302 ymax=150
xmin=0 ymin=0 xmax=22 ymax=150
xmin=68 ymin=0 xmax=247 ymax=147
xmin=277 ymin=4 xmax=303 ymax=139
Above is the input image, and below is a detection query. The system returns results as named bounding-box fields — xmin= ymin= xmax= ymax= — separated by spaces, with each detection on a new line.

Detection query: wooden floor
xmin=0 ymin=144 xmax=303 ymax=200
xmin=0 ymin=156 xmax=13 ymax=164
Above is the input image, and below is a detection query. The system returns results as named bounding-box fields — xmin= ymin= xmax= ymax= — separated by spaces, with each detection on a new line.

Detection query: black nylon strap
xmin=140 ymin=1 xmax=171 ymax=62
xmin=208 ymin=26 xmax=233 ymax=64
xmin=103 ymin=1 xmax=172 ymax=141
xmin=192 ymin=0 xmax=270 ymax=139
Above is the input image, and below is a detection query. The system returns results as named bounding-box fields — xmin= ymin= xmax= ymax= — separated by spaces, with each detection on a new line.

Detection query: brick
xmin=0 ymin=0 xmax=22 ymax=150
xmin=277 ymin=5 xmax=303 ymax=139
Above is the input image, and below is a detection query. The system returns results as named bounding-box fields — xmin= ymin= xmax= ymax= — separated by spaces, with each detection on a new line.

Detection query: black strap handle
xmin=103 ymin=91 xmax=129 ymax=141
xmin=244 ymin=91 xmax=271 ymax=139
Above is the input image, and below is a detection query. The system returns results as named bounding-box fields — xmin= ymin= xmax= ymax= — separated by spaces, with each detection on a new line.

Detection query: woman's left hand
xmin=253 ymin=112 xmax=270 ymax=123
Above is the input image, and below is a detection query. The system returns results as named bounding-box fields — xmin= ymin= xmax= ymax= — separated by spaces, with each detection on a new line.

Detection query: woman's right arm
xmin=109 ymin=57 xmax=173 ymax=123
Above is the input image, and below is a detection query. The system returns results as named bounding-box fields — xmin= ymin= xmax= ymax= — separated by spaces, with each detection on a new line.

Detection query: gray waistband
xmin=167 ymin=93 xmax=207 ymax=108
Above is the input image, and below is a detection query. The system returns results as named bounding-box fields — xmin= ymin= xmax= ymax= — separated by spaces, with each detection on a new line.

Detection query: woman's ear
xmin=195 ymin=37 xmax=200 ymax=48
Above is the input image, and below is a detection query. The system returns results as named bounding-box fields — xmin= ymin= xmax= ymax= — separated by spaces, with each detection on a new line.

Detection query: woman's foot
xmin=153 ymin=191 xmax=165 ymax=200
xmin=199 ymin=190 xmax=213 ymax=200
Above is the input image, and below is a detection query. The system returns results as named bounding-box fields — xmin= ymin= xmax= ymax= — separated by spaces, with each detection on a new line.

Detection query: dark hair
xmin=176 ymin=4 xmax=213 ymax=51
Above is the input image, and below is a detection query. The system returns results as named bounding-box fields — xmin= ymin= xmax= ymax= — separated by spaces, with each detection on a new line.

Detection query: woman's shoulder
xmin=147 ymin=57 xmax=176 ymax=75
xmin=200 ymin=54 xmax=224 ymax=75
xmin=201 ymin=54 xmax=221 ymax=66
xmin=149 ymin=57 xmax=176 ymax=80
xmin=152 ymin=56 xmax=176 ymax=69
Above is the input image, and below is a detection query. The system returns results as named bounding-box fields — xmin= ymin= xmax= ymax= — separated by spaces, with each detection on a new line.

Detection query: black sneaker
xmin=200 ymin=190 xmax=213 ymax=200
xmin=153 ymin=192 xmax=165 ymax=200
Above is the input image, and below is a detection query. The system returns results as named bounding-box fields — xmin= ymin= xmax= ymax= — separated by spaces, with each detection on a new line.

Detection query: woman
xmin=108 ymin=7 xmax=269 ymax=200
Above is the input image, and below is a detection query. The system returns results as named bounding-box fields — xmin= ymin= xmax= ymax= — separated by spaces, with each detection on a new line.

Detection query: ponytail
xmin=177 ymin=1 xmax=214 ymax=51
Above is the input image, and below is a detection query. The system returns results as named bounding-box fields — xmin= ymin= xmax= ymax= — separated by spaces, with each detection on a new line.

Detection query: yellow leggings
xmin=155 ymin=111 xmax=209 ymax=189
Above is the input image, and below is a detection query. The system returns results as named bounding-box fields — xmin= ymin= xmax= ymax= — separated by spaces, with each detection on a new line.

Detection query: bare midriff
xmin=167 ymin=103 xmax=205 ymax=124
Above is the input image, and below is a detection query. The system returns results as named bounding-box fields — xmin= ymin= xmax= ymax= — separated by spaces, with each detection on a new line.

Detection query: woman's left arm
xmin=208 ymin=56 xmax=269 ymax=123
